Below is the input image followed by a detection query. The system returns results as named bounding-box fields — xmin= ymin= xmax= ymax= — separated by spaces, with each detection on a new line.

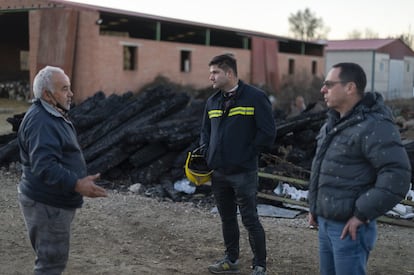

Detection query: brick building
xmin=0 ymin=0 xmax=325 ymax=103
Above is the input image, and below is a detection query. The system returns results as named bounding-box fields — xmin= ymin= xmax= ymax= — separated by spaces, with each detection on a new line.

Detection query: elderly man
xmin=17 ymin=65 xmax=107 ymax=275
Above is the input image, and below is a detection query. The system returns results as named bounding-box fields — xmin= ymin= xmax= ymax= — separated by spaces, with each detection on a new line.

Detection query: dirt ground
xmin=0 ymin=99 xmax=414 ymax=275
xmin=1 ymin=168 xmax=414 ymax=275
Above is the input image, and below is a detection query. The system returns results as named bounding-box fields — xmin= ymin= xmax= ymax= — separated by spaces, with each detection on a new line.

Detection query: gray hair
xmin=33 ymin=66 xmax=65 ymax=99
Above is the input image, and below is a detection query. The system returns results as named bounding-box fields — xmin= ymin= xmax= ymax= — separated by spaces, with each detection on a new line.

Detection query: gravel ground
xmin=1 ymin=165 xmax=414 ymax=275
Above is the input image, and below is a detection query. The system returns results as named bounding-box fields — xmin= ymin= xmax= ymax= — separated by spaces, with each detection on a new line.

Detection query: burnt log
xmin=0 ymin=132 xmax=16 ymax=145
xmin=171 ymin=141 xmax=199 ymax=170
xmin=122 ymin=98 xmax=204 ymax=150
xmin=275 ymin=110 xmax=327 ymax=138
xmin=86 ymin=142 xmax=142 ymax=175
xmin=73 ymin=92 xmax=134 ymax=131
xmin=79 ymin=87 xmax=173 ymax=149
xmin=124 ymin=117 xmax=200 ymax=146
xmin=130 ymin=152 xmax=178 ymax=185
xmin=0 ymin=138 xmax=19 ymax=165
xmin=82 ymin=91 xmax=189 ymax=162
xmin=87 ymin=145 xmax=128 ymax=175
xmin=167 ymin=98 xmax=205 ymax=120
xmin=128 ymin=142 xmax=168 ymax=168
xmin=6 ymin=112 xmax=25 ymax=132
xmin=164 ymin=141 xmax=201 ymax=182
xmin=165 ymin=129 xmax=200 ymax=150
xmin=269 ymin=110 xmax=327 ymax=170
xmin=69 ymin=91 xmax=106 ymax=120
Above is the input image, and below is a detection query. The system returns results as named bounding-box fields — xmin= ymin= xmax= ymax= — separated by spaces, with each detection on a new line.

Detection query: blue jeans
xmin=318 ymin=216 xmax=377 ymax=275
xmin=211 ymin=170 xmax=266 ymax=269
xmin=18 ymin=190 xmax=76 ymax=275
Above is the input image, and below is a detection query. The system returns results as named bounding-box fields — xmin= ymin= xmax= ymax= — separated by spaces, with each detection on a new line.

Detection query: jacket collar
xmin=37 ymin=99 xmax=72 ymax=123
xmin=326 ymin=92 xmax=391 ymax=131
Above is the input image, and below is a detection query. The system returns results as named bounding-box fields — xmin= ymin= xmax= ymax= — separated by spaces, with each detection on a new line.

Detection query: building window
xmin=311 ymin=60 xmax=317 ymax=75
xmin=180 ymin=50 xmax=191 ymax=72
xmin=123 ymin=46 xmax=137 ymax=70
xmin=288 ymin=59 xmax=295 ymax=75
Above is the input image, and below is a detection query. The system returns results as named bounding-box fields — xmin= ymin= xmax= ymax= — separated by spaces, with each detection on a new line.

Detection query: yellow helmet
xmin=184 ymin=146 xmax=212 ymax=186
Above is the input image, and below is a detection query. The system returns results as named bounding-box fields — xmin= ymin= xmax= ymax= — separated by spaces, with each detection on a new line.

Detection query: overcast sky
xmin=65 ymin=0 xmax=414 ymax=40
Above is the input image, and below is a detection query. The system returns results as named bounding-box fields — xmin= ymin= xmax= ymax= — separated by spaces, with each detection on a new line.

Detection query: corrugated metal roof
xmin=51 ymin=0 xmax=325 ymax=46
xmin=1 ymin=0 xmax=325 ymax=47
xmin=51 ymin=0 xmax=272 ymax=36
xmin=326 ymin=39 xmax=397 ymax=51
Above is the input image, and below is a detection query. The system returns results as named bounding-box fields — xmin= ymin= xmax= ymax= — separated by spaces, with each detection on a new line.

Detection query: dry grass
xmin=0 ymin=98 xmax=30 ymax=135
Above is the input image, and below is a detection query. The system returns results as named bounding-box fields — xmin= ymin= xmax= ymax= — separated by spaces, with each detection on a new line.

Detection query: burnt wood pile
xmin=1 ymin=84 xmax=206 ymax=195
xmin=1 ymin=85 xmax=414 ymax=201
xmin=70 ymin=84 xmax=208 ymax=191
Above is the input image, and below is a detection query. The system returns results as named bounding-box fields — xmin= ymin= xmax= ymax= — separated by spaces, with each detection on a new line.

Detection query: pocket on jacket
xmin=318 ymin=190 xmax=357 ymax=221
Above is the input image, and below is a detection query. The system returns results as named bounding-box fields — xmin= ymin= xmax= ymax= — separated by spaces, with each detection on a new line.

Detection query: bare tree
xmin=347 ymin=28 xmax=379 ymax=39
xmin=400 ymin=34 xmax=413 ymax=50
xmin=364 ymin=29 xmax=379 ymax=39
xmin=347 ymin=30 xmax=362 ymax=39
xmin=346 ymin=26 xmax=414 ymax=50
xmin=288 ymin=8 xmax=325 ymax=40
xmin=398 ymin=26 xmax=414 ymax=50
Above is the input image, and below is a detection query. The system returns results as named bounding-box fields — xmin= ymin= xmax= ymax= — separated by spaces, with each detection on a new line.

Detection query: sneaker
xmin=252 ymin=266 xmax=266 ymax=275
xmin=208 ymin=256 xmax=240 ymax=274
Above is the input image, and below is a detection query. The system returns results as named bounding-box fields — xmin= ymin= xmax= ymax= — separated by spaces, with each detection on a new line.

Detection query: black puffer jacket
xmin=308 ymin=92 xmax=411 ymax=222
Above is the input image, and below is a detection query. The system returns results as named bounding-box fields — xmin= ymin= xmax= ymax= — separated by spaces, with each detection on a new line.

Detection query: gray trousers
xmin=18 ymin=190 xmax=76 ymax=275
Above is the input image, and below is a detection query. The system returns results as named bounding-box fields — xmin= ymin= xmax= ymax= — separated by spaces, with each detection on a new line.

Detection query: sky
xmin=65 ymin=0 xmax=414 ymax=40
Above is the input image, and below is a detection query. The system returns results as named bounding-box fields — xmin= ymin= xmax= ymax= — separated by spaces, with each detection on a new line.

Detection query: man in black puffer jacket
xmin=308 ymin=62 xmax=411 ymax=275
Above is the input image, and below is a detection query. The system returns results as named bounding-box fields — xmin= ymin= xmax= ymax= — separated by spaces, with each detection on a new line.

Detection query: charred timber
xmin=82 ymin=91 xmax=189 ymax=162
xmin=73 ymin=92 xmax=134 ymax=131
xmin=130 ymin=152 xmax=178 ymax=185
xmin=0 ymin=138 xmax=19 ymax=165
xmin=69 ymin=91 xmax=106 ymax=122
xmin=275 ymin=110 xmax=327 ymax=138
xmin=78 ymin=88 xmax=173 ymax=149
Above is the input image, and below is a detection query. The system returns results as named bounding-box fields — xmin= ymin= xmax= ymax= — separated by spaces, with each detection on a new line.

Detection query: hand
xmin=340 ymin=216 xmax=364 ymax=240
xmin=195 ymin=144 xmax=207 ymax=158
xmin=75 ymin=173 xmax=108 ymax=198
xmin=308 ymin=213 xmax=318 ymax=229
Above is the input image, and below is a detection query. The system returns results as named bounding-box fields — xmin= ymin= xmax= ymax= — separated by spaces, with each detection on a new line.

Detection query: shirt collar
xmin=39 ymin=99 xmax=72 ymax=123
xmin=223 ymin=84 xmax=238 ymax=98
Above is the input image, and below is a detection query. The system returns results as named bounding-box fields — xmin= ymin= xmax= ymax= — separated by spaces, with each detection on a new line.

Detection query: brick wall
xmin=71 ymin=10 xmax=250 ymax=102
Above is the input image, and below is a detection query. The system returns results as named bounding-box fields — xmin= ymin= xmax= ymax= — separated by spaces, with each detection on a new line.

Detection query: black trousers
xmin=211 ymin=170 xmax=266 ymax=269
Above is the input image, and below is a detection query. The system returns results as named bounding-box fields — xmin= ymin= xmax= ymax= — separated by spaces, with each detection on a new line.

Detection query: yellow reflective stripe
xmin=228 ymin=107 xmax=254 ymax=116
xmin=208 ymin=110 xmax=223 ymax=118
xmin=208 ymin=107 xmax=255 ymax=118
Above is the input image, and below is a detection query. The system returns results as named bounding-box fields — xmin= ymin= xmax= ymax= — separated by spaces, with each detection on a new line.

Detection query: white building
xmin=325 ymin=39 xmax=414 ymax=99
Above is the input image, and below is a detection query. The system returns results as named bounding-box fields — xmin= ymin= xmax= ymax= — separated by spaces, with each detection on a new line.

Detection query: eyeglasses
xmin=322 ymin=80 xmax=347 ymax=89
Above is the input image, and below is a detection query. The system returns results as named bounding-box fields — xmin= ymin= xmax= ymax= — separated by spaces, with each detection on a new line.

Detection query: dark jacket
xmin=200 ymin=80 xmax=276 ymax=174
xmin=308 ymin=92 xmax=411 ymax=222
xmin=18 ymin=99 xmax=87 ymax=209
